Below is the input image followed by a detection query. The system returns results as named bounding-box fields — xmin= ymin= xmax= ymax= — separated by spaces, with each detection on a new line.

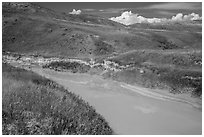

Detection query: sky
xmin=36 ymin=2 xmax=202 ymax=18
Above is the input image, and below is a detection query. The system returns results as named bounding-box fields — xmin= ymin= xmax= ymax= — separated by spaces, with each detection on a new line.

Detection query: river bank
xmin=3 ymin=53 xmax=202 ymax=134
xmin=30 ymin=67 xmax=202 ymax=135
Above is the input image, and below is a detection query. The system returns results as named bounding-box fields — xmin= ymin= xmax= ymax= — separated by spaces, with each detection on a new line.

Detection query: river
xmin=30 ymin=67 xmax=202 ymax=135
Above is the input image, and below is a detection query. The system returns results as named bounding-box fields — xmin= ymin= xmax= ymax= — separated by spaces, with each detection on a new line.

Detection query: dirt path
xmin=30 ymin=67 xmax=202 ymax=135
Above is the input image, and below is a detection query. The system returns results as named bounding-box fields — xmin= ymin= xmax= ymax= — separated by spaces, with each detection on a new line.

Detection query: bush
xmin=94 ymin=40 xmax=114 ymax=55
xmin=43 ymin=61 xmax=90 ymax=73
xmin=151 ymin=34 xmax=178 ymax=50
xmin=158 ymin=68 xmax=202 ymax=96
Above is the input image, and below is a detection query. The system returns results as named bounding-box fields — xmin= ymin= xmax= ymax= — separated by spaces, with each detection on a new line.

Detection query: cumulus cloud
xmin=69 ymin=9 xmax=81 ymax=15
xmin=109 ymin=11 xmax=166 ymax=25
xmin=109 ymin=11 xmax=202 ymax=25
xmin=172 ymin=13 xmax=202 ymax=21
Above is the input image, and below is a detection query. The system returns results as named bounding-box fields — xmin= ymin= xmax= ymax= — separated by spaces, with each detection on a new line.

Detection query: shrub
xmin=43 ymin=61 xmax=90 ymax=73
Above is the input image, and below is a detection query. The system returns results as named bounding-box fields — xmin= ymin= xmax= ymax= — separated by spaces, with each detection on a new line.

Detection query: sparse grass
xmin=109 ymin=50 xmax=201 ymax=68
xmin=158 ymin=68 xmax=202 ymax=96
xmin=111 ymin=66 xmax=201 ymax=97
xmin=151 ymin=33 xmax=179 ymax=50
xmin=107 ymin=50 xmax=202 ymax=97
xmin=93 ymin=40 xmax=114 ymax=55
xmin=2 ymin=63 xmax=113 ymax=135
xmin=3 ymin=2 xmax=202 ymax=59
xmin=130 ymin=22 xmax=202 ymax=32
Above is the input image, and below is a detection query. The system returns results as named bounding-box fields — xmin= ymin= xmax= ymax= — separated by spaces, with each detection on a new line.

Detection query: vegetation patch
xmin=2 ymin=63 xmax=113 ymax=135
xmin=151 ymin=34 xmax=179 ymax=50
xmin=107 ymin=50 xmax=202 ymax=97
xmin=158 ymin=68 xmax=202 ymax=97
xmin=43 ymin=61 xmax=91 ymax=73
xmin=94 ymin=40 xmax=114 ymax=55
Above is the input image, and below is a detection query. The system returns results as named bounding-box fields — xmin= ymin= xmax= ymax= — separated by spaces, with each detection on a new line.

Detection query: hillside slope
xmin=2 ymin=2 xmax=202 ymax=99
xmin=2 ymin=2 xmax=125 ymax=58
xmin=2 ymin=63 xmax=113 ymax=135
xmin=3 ymin=2 xmax=202 ymax=59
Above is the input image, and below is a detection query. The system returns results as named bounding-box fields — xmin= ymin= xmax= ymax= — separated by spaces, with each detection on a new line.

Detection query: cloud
xmin=109 ymin=11 xmax=202 ymax=25
xmin=109 ymin=11 xmax=166 ymax=25
xmin=69 ymin=9 xmax=81 ymax=15
xmin=144 ymin=2 xmax=201 ymax=10
xmin=83 ymin=9 xmax=95 ymax=11
xmin=98 ymin=8 xmax=127 ymax=13
xmin=172 ymin=13 xmax=202 ymax=21
xmin=172 ymin=13 xmax=183 ymax=21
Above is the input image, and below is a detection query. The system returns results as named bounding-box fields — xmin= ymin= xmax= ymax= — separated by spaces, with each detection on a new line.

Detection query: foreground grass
xmin=2 ymin=63 xmax=113 ymax=135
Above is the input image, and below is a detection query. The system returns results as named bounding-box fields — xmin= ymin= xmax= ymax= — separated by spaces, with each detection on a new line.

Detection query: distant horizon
xmin=36 ymin=2 xmax=202 ymax=18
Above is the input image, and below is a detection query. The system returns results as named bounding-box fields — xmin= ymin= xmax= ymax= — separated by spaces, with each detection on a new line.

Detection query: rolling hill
xmin=3 ymin=2 xmax=202 ymax=58
xmin=2 ymin=2 xmax=202 ymax=107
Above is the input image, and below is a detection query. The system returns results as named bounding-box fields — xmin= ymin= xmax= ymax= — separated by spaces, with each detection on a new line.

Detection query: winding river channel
xmin=30 ymin=67 xmax=201 ymax=135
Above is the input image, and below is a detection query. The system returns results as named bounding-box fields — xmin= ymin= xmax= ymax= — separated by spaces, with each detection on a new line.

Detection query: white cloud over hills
xmin=69 ymin=9 xmax=81 ymax=15
xmin=109 ymin=11 xmax=202 ymax=25
xmin=172 ymin=13 xmax=202 ymax=21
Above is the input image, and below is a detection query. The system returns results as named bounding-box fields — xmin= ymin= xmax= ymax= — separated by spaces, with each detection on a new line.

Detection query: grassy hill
xmin=129 ymin=21 xmax=202 ymax=32
xmin=2 ymin=2 xmax=202 ymax=102
xmin=3 ymin=2 xmax=202 ymax=59
xmin=2 ymin=2 xmax=125 ymax=58
xmin=2 ymin=63 xmax=113 ymax=135
xmin=106 ymin=50 xmax=201 ymax=97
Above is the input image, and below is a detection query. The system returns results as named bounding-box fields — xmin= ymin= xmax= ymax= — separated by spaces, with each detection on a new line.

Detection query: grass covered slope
xmin=2 ymin=2 xmax=123 ymax=58
xmin=2 ymin=63 xmax=113 ymax=135
xmin=106 ymin=50 xmax=202 ymax=97
xmin=2 ymin=2 xmax=202 ymax=101
xmin=3 ymin=2 xmax=202 ymax=59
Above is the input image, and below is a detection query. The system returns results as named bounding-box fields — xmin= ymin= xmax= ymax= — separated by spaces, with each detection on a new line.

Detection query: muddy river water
xmin=30 ymin=67 xmax=202 ymax=135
